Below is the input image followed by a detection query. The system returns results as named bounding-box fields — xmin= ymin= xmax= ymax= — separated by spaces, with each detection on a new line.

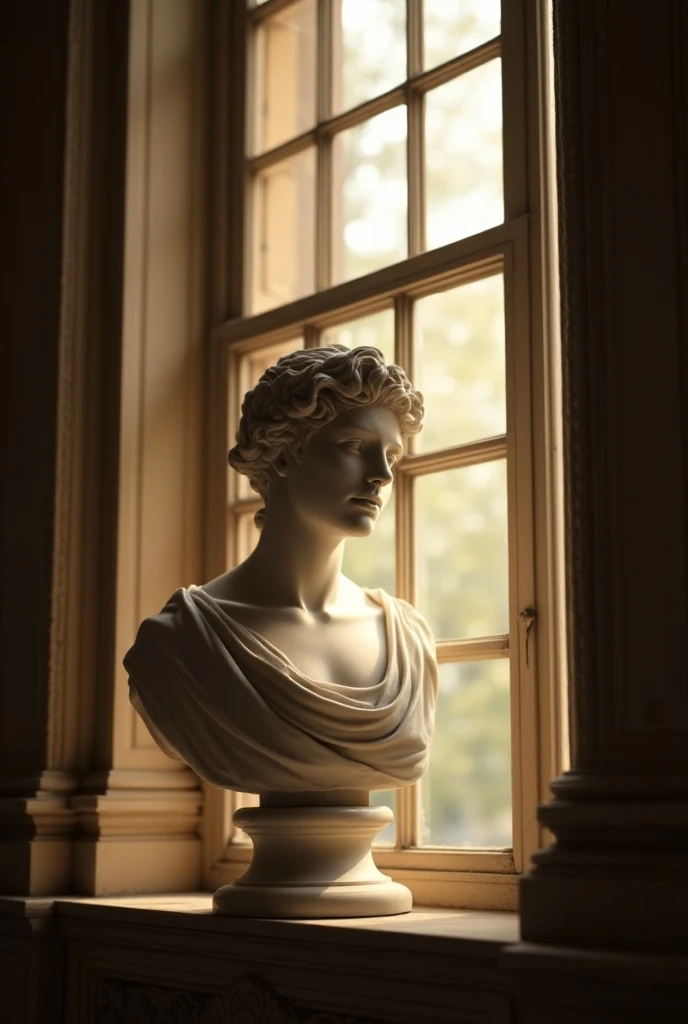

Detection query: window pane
xmin=425 ymin=60 xmax=503 ymax=249
xmin=252 ymin=0 xmax=316 ymax=153
xmin=371 ymin=788 xmax=396 ymax=846
xmin=421 ymin=659 xmax=511 ymax=847
xmin=332 ymin=106 xmax=407 ymax=284
xmin=415 ymin=275 xmax=506 ymax=452
xmin=415 ymin=461 xmax=509 ymax=639
xmin=234 ymin=339 xmax=303 ymax=498
xmin=251 ymin=148 xmax=315 ymax=313
xmin=321 ymin=308 xmax=395 ymax=364
xmin=333 ymin=0 xmax=406 ymax=114
xmin=342 ymin=494 xmax=395 ymax=596
xmin=424 ymin=0 xmax=501 ymax=71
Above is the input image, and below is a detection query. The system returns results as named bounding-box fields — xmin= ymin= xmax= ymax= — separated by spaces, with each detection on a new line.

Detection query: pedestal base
xmin=213 ymin=803 xmax=412 ymax=919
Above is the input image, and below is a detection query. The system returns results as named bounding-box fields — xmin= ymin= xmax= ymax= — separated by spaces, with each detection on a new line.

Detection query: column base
xmin=70 ymin=771 xmax=202 ymax=895
xmin=521 ymin=790 xmax=688 ymax=950
xmin=213 ymin=804 xmax=412 ymax=919
xmin=0 ymin=793 xmax=75 ymax=895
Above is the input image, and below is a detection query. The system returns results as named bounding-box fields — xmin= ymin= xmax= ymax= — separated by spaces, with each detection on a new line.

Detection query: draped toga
xmin=123 ymin=586 xmax=438 ymax=793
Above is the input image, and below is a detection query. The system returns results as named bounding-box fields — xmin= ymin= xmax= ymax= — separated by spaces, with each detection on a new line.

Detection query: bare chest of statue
xmin=203 ymin=586 xmax=388 ymax=688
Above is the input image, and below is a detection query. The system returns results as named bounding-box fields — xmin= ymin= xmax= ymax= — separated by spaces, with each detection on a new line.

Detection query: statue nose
xmin=366 ymin=462 xmax=393 ymax=485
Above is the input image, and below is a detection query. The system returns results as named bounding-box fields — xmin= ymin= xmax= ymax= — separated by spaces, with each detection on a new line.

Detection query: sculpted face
xmin=276 ymin=404 xmax=403 ymax=537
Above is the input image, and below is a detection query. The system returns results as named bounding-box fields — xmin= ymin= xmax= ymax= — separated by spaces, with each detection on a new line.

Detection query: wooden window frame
xmin=202 ymin=0 xmax=564 ymax=911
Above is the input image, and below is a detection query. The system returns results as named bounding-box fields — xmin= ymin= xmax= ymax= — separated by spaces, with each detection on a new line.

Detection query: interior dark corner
xmin=1 ymin=1 xmax=687 ymax=1021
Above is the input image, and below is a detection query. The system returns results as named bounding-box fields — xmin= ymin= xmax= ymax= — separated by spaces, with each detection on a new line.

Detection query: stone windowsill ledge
xmin=0 ymin=893 xmax=519 ymax=957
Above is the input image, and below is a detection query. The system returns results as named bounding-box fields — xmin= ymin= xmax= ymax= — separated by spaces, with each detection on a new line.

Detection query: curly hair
xmin=228 ymin=345 xmax=424 ymax=527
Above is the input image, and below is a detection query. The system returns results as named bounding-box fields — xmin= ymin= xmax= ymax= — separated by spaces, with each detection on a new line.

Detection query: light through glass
xmin=421 ymin=659 xmax=512 ymax=847
xmin=424 ymin=0 xmax=501 ymax=71
xmin=415 ymin=460 xmax=509 ymax=639
xmin=252 ymin=0 xmax=317 ymax=153
xmin=414 ymin=275 xmax=506 ymax=452
xmin=332 ymin=106 xmax=408 ymax=283
xmin=425 ymin=59 xmax=503 ymax=249
xmin=333 ymin=0 xmax=406 ymax=114
xmin=251 ymin=148 xmax=316 ymax=313
xmin=321 ymin=308 xmax=395 ymax=364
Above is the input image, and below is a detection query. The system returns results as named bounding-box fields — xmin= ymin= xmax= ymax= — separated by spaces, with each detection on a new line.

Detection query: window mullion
xmin=392 ymin=299 xmax=412 ymax=637
xmin=316 ymin=0 xmax=333 ymax=291
xmin=500 ymin=0 xmax=528 ymax=219
xmin=394 ymin=288 xmax=419 ymax=849
xmin=406 ymin=0 xmax=425 ymax=257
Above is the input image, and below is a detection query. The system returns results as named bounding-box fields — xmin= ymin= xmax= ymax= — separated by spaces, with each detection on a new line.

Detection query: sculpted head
xmin=228 ymin=345 xmax=424 ymax=528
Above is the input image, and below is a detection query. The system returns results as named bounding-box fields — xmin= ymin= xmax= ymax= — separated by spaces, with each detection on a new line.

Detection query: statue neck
xmin=244 ymin=509 xmax=346 ymax=614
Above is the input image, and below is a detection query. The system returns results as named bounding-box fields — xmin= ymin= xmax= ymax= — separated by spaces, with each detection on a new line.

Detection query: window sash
xmin=245 ymin=0 xmax=505 ymax=307
xmin=200 ymin=0 xmax=556 ymax=906
xmin=218 ymin=219 xmax=534 ymax=871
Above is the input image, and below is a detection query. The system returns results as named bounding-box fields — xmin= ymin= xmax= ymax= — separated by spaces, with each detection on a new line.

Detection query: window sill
xmin=58 ymin=892 xmax=517 ymax=941
xmin=2 ymin=895 xmax=520 ymax=1021
xmin=1 ymin=891 xmax=519 ymax=958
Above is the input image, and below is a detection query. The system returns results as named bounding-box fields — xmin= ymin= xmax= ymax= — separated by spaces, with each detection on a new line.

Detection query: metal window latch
xmin=518 ymin=606 xmax=537 ymax=668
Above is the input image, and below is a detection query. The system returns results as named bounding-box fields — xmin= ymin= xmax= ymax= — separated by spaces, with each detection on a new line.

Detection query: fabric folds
xmin=124 ymin=586 xmax=438 ymax=793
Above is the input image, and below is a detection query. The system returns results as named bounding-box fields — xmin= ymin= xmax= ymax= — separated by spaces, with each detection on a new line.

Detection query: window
xmin=204 ymin=0 xmax=562 ymax=909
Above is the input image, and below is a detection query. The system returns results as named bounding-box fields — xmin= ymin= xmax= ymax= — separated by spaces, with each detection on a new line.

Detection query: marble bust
xmin=124 ymin=345 xmax=438 ymax=916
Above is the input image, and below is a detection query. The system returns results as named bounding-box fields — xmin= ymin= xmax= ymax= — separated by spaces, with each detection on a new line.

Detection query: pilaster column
xmin=520 ymin=0 xmax=688 ymax=949
xmin=70 ymin=0 xmax=209 ymax=895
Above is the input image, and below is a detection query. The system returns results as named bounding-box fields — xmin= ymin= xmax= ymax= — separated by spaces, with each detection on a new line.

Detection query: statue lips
xmin=350 ymin=494 xmax=382 ymax=514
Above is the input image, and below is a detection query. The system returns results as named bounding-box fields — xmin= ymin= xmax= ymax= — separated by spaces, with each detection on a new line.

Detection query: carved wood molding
xmin=551 ymin=0 xmax=598 ymax=774
xmin=97 ymin=977 xmax=225 ymax=1024
xmin=551 ymin=0 xmax=688 ymax=784
xmin=520 ymin=0 xmax=688 ymax=951
xmin=97 ymin=974 xmax=385 ymax=1024
xmin=48 ymin=0 xmax=90 ymax=773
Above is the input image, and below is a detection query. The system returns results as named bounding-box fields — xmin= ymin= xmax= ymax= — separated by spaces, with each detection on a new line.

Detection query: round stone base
xmin=213 ymin=803 xmax=412 ymax=919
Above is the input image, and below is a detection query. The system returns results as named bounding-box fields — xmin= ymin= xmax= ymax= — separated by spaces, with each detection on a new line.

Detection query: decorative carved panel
xmin=96 ymin=974 xmax=385 ymax=1024
xmin=97 ymin=978 xmax=225 ymax=1024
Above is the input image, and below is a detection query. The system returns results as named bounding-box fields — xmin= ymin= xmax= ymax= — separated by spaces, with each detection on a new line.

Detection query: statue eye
xmin=342 ymin=439 xmax=365 ymax=454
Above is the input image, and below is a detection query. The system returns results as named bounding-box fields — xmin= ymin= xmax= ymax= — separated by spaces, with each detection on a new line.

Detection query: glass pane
xmin=252 ymin=0 xmax=316 ymax=153
xmin=251 ymin=148 xmax=316 ymax=313
xmin=321 ymin=308 xmax=395 ymax=364
xmin=421 ymin=659 xmax=512 ymax=847
xmin=415 ymin=461 xmax=509 ymax=639
xmin=333 ymin=0 xmax=406 ymax=114
xmin=425 ymin=59 xmax=503 ymax=249
xmin=371 ymin=788 xmax=396 ymax=846
xmin=342 ymin=493 xmax=395 ymax=596
xmin=424 ymin=0 xmax=501 ymax=71
xmin=332 ymin=106 xmax=407 ymax=284
xmin=415 ymin=275 xmax=506 ymax=452
xmin=234 ymin=338 xmax=303 ymax=498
